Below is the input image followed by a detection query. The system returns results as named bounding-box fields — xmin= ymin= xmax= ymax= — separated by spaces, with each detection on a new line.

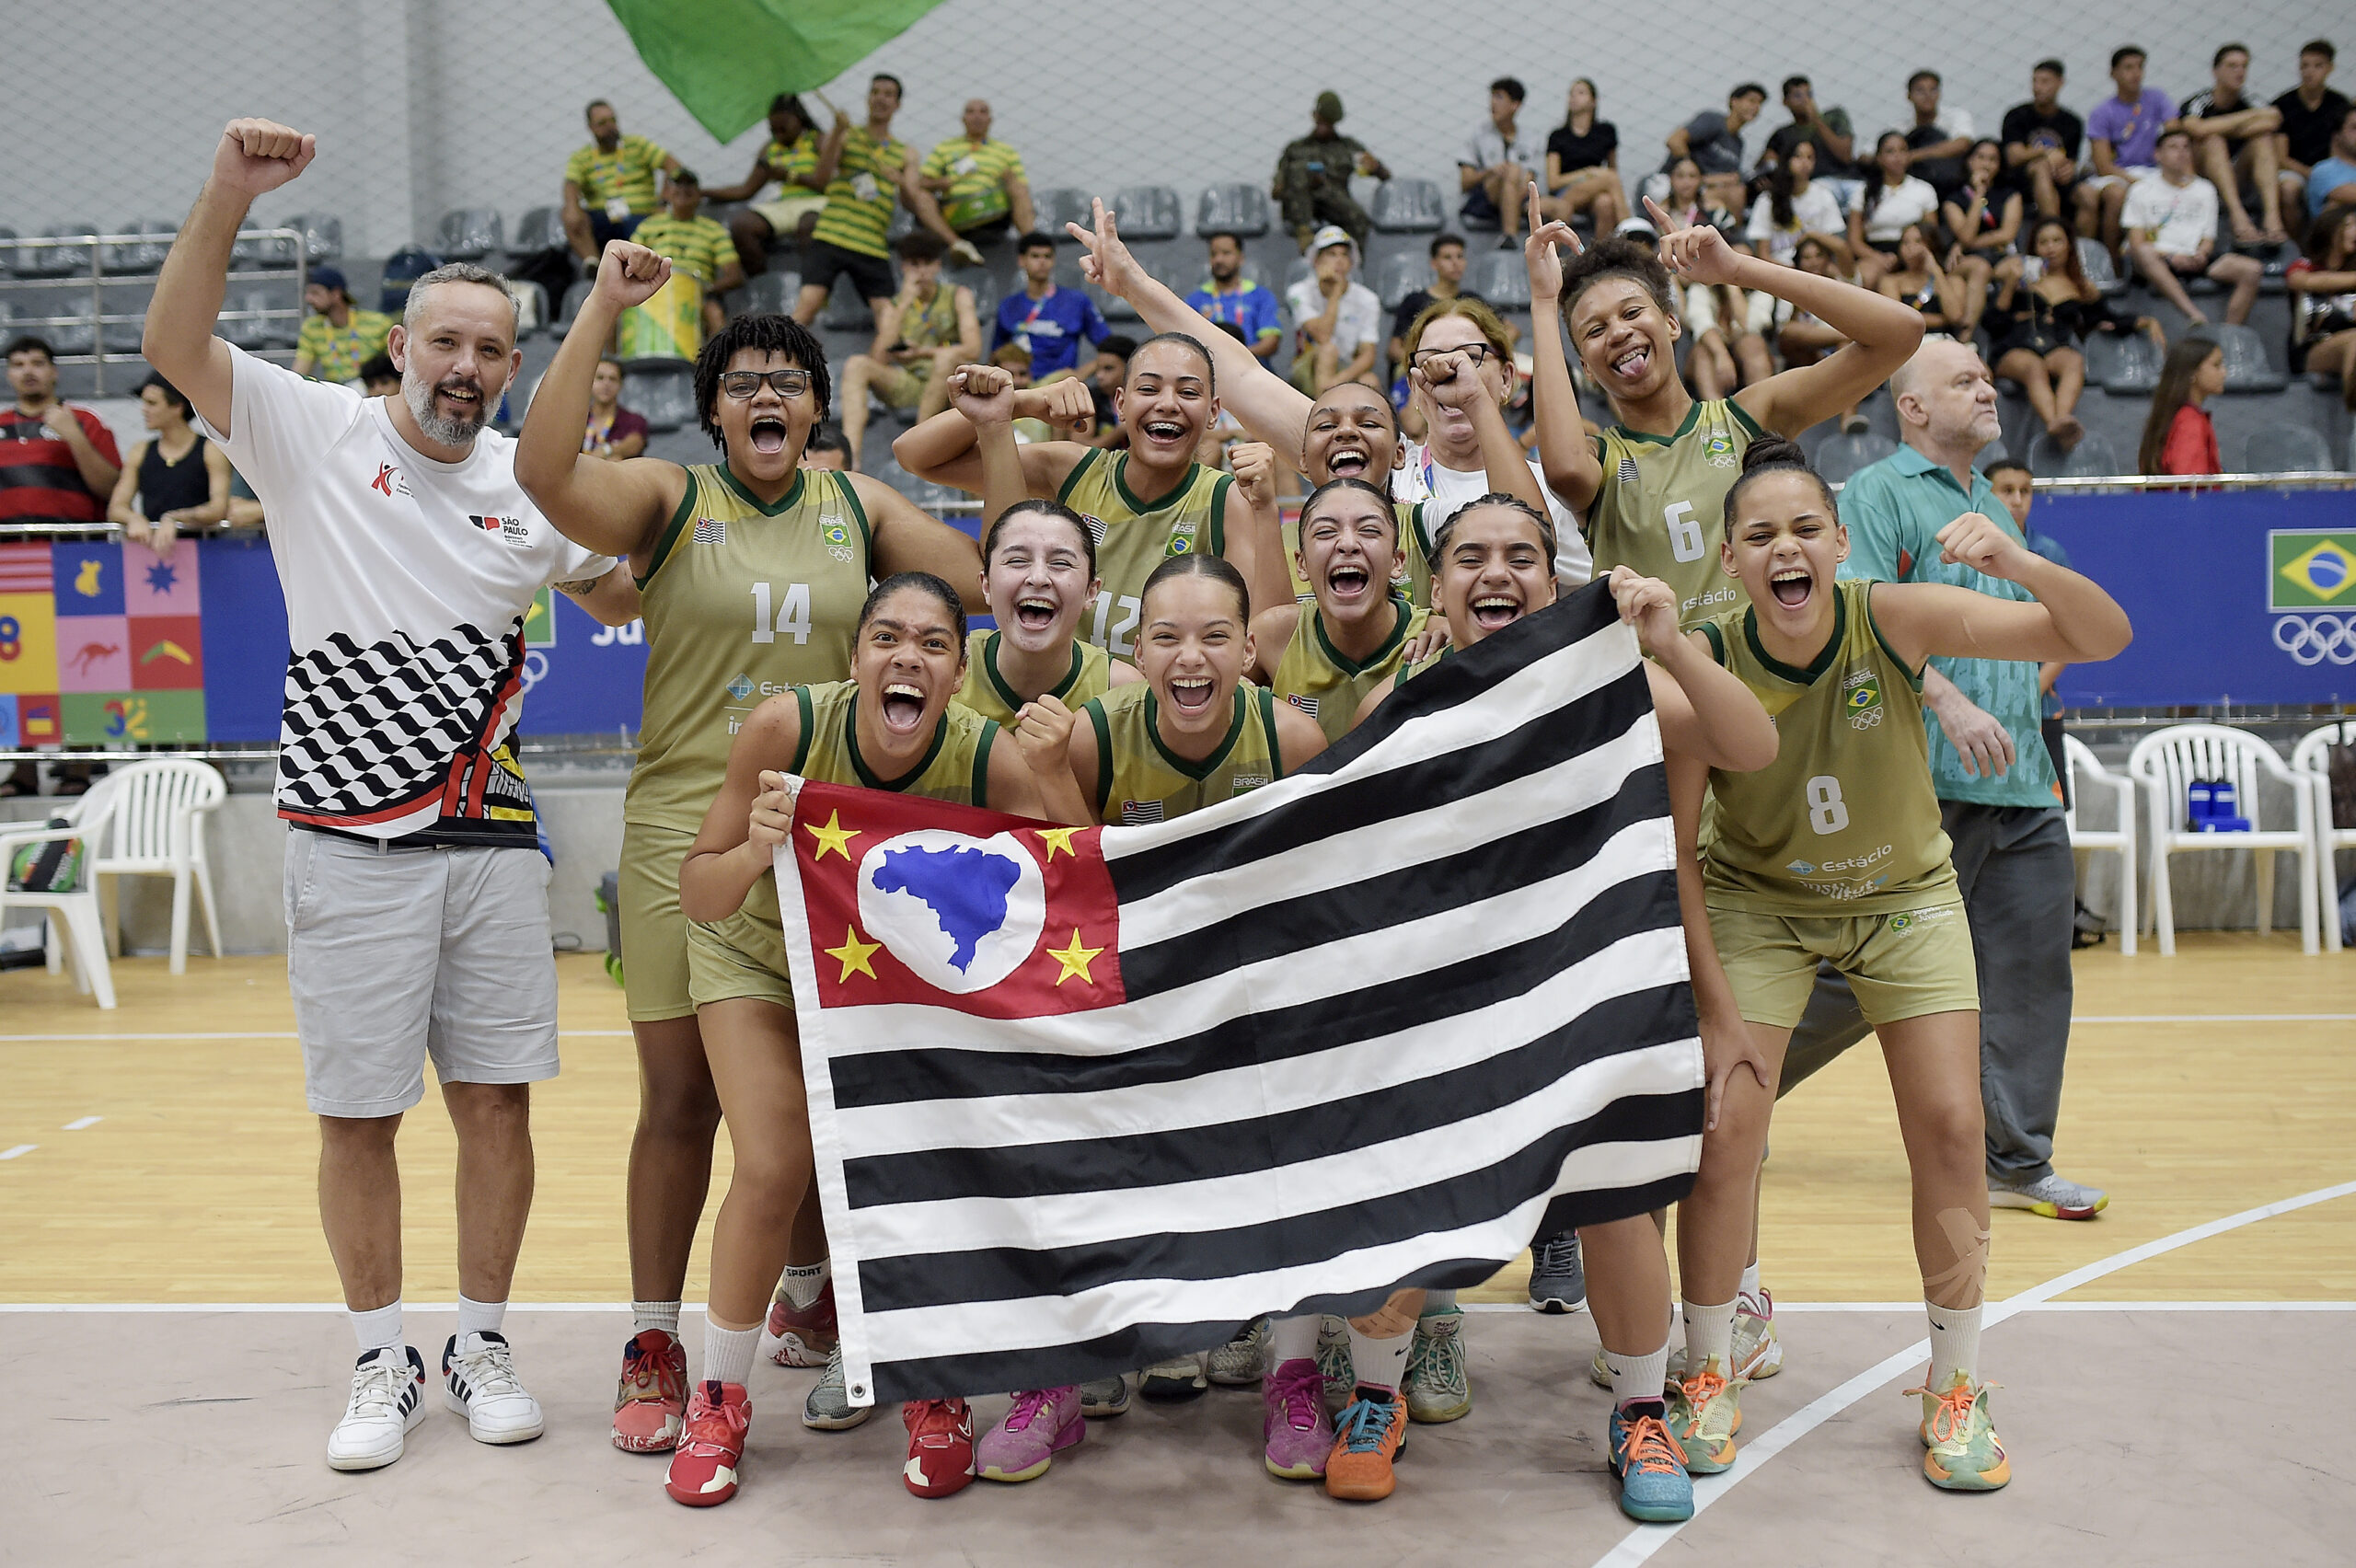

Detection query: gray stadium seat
xmin=23 ymin=224 xmax=97 ymax=278
xmin=1094 ymin=282 xmax=1138 ymax=323
xmin=1469 ymin=251 xmax=1532 ymax=310
xmin=434 ymin=209 xmax=505 ymax=261
xmin=1282 ymin=256 xmax=1313 ymax=294
xmin=231 ymin=225 xmax=299 ymax=268
xmin=0 ymin=229 xmax=15 ymax=274
xmin=1375 ymin=252 xmax=1431 ymax=311
xmin=1032 ymin=189 xmax=1095 ymax=236
xmin=2211 ymin=324 xmax=2285 ymax=393
xmin=1052 ymin=255 xmax=1093 ymax=296
xmin=46 ymin=308 xmax=96 ymax=355
xmin=2076 ymin=238 xmax=2125 ymax=298
xmin=554 ymin=279 xmax=595 ymax=336
xmin=506 ymin=280 xmax=549 ymax=339
xmin=1152 ymin=258 xmax=1207 ymax=304
xmin=620 ymin=358 xmax=697 ymax=432
xmin=867 ymin=451 xmax=964 ymax=511
xmin=1371 ymin=179 xmax=1447 ymax=234
xmin=1113 ymin=187 xmax=1184 ymax=241
xmin=737 ymin=271 xmax=800 ymax=316
xmin=2086 ymin=330 xmax=2162 ymax=394
xmin=822 ymin=274 xmax=875 ymax=332
xmin=1813 ymin=432 xmax=1897 ymax=485
xmin=509 ymin=207 xmax=564 ymax=256
xmin=2027 ymin=428 xmax=2124 ymax=478
xmin=1970 ymin=434 xmax=2010 ymax=470
xmin=289 ymin=213 xmax=344 ymax=262
xmin=101 ymin=219 xmax=174 ymax=275
xmin=220 ymin=286 xmax=276 ymax=351
xmin=2239 ymin=424 xmax=2337 ymax=473
xmin=102 ymin=313 xmax=145 ymax=355
xmin=885 ymin=205 xmax=915 ymax=243
xmin=1195 ymin=184 xmax=1270 ymax=237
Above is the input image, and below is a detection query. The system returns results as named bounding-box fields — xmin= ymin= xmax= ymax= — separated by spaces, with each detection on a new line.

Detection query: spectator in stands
xmin=1876 ymin=221 xmax=1968 ymax=335
xmin=2274 ymin=40 xmax=2349 ymax=224
xmin=920 ymin=98 xmax=1036 ymax=248
xmin=1285 ymin=225 xmax=1382 ymax=395
xmin=1083 ymin=334 xmax=1136 ymax=445
xmin=2287 ymin=203 xmax=2356 ymax=404
xmin=994 ymin=231 xmax=1108 ymax=381
xmin=291 ymin=267 xmax=394 ymax=384
xmin=1941 ymin=138 xmax=2021 ymax=331
xmin=1661 ymin=83 xmax=1768 ymax=218
xmin=2 ymin=337 xmax=121 ymax=527
xmin=1770 ymin=237 xmax=1866 ymax=431
xmin=2305 ymin=103 xmax=2356 ymax=220
xmin=837 ymin=232 xmax=982 ymax=469
xmin=2083 ymin=47 xmax=2177 ymax=256
xmin=1901 ymin=69 xmax=1977 ymax=197
xmin=1987 ymin=215 xmax=2163 ymax=449
xmin=630 ymin=170 xmax=741 ymax=343
xmin=2004 ymin=60 xmax=2085 ymax=221
xmin=709 ymin=95 xmax=829 ymax=278
xmin=359 ymin=353 xmax=401 ymax=398
xmin=2137 ymin=335 xmax=2225 ymax=474
xmin=1541 ymin=78 xmax=1628 ymax=233
xmin=1657 ymin=156 xmax=1741 ymax=242
xmin=2180 ymin=43 xmax=2291 ymax=246
xmin=801 ymin=426 xmax=852 ymax=470
xmin=1273 ymin=91 xmax=1390 ymax=253
xmin=226 ymin=470 xmax=264 ymax=529
xmin=1852 ymin=131 xmax=1943 ymax=287
xmin=1186 ymin=232 xmax=1284 ymax=363
xmin=1461 ymin=77 xmax=1543 ymax=247
xmin=107 ymin=371 xmax=228 ymax=557
xmin=2125 ymin=129 xmax=2265 ymax=326
xmin=581 ymin=356 xmax=649 ymax=461
xmin=1388 ymin=233 xmax=1490 ymax=368
xmin=561 ymin=99 xmax=680 ymax=264
xmin=791 ymin=74 xmax=978 ymax=329
xmin=1746 ymin=140 xmax=1849 ymax=267
xmin=1761 ymin=75 xmax=1860 ymax=206
xmin=1685 ymin=271 xmax=1776 ymax=399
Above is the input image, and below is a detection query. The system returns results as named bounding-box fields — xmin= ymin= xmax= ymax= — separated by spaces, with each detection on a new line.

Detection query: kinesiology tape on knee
xmin=1922 ymin=1207 xmax=1992 ymax=1301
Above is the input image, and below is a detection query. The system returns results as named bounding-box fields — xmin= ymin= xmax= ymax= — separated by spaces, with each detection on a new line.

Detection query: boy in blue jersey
xmin=994 ymin=232 xmax=1110 ymax=379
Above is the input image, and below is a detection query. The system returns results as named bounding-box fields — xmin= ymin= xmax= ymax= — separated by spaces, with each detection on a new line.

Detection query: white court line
xmin=0 ymin=1145 xmax=33 ymax=1160
xmin=2073 ymin=1013 xmax=2356 ymax=1023
xmin=6 ymin=1298 xmax=2350 ymax=1316
xmin=0 ymin=1031 xmax=636 ymax=1043
xmin=62 ymin=1116 xmax=100 ymax=1131
xmin=1588 ymin=1177 xmax=2356 ymax=1568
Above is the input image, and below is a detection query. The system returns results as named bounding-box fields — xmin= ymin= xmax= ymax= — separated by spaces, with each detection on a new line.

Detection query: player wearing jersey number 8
xmin=1673 ymin=438 xmax=2128 ymax=1493
xmin=514 ymin=240 xmax=986 ymax=1457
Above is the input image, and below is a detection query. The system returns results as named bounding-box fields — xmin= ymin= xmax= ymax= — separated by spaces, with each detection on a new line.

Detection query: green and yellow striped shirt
xmin=811 ymin=127 xmax=908 ymax=259
xmin=294 ymin=307 xmax=393 ymax=383
xmin=632 ymin=212 xmax=734 ymax=287
xmin=566 ymin=133 xmax=670 ymax=216
xmin=761 ymin=132 xmax=822 ymax=190
xmin=921 ymin=135 xmax=1027 ymax=230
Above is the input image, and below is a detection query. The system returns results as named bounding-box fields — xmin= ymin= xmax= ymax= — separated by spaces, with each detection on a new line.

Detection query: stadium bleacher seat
xmin=289 ymin=213 xmax=344 ymax=263
xmin=737 ymin=271 xmax=799 ymax=315
xmin=231 ymin=225 xmax=298 ymax=269
xmin=2239 ymin=423 xmax=2337 ymax=473
xmin=101 ymin=219 xmax=173 ymax=275
xmin=2026 ymin=427 xmax=2122 ymax=478
xmin=2077 ymin=239 xmax=2126 ymax=298
xmin=1468 ymin=250 xmax=1532 ymax=310
xmin=1375 ymin=252 xmax=1430 ymax=311
xmin=509 ymin=208 xmax=564 ymax=257
xmin=220 ymin=287 xmax=275 ymax=352
xmin=23 ymin=225 xmax=97 ymax=278
xmin=1971 ymin=434 xmax=2010 ymax=470
xmin=379 ymin=246 xmax=442 ymax=313
xmin=553 ymin=279 xmax=595 ymax=336
xmin=1282 ymin=256 xmax=1312 ymax=293
xmin=101 ymin=314 xmax=144 ymax=355
xmin=1151 ymin=258 xmax=1205 ymax=303
xmin=433 ymin=209 xmax=504 ymax=261
xmin=1033 ymin=189 xmax=1094 ymax=236
xmin=1371 ymin=180 xmax=1447 ymax=234
xmin=505 ymin=280 xmax=549 ymax=339
xmin=0 ymin=229 xmax=16 ymax=274
xmin=620 ymin=358 xmax=696 ymax=432
xmin=47 ymin=307 xmax=95 ymax=355
xmin=2211 ymin=324 xmax=2286 ymax=393
xmin=886 ymin=205 xmax=915 ymax=244
xmin=2087 ymin=330 xmax=2162 ymax=394
xmin=867 ymin=450 xmax=964 ymax=511
xmin=1195 ymin=185 xmax=1270 ymax=238
xmin=821 ymin=275 xmax=873 ymax=332
xmin=1113 ymin=187 xmax=1184 ymax=241
xmin=1094 ymin=282 xmax=1138 ymax=323
xmin=1814 ymin=431 xmax=1897 ymax=484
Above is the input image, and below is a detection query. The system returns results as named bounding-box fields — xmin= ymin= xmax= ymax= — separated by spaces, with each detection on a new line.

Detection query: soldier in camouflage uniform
xmin=1273 ymin=91 xmax=1392 ymax=252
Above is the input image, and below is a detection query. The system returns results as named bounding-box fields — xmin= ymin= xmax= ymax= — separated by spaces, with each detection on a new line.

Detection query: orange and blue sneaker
xmin=1667 ymin=1355 xmax=1741 ymax=1474
xmin=902 ymin=1397 xmax=976 ymax=1498
xmin=612 ymin=1329 xmax=687 ymax=1453
xmin=1324 ymin=1394 xmax=1409 ymax=1501
xmin=664 ymin=1380 xmax=750 ymax=1506
xmin=767 ymin=1278 xmax=837 ymax=1368
xmin=1608 ymin=1399 xmax=1693 ymax=1522
xmin=1908 ymin=1372 xmax=2011 ymax=1491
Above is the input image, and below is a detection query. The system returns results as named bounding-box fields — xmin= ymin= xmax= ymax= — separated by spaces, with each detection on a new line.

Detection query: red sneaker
xmin=768 ymin=1279 xmax=839 ymax=1368
xmin=901 ymin=1397 xmax=976 ymax=1498
xmin=612 ymin=1330 xmax=687 ymax=1453
xmin=664 ymin=1381 xmax=750 ymax=1506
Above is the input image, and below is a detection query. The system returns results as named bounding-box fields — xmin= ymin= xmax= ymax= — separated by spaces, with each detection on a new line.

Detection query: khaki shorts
xmin=752 ymin=191 xmax=826 ymax=233
xmin=869 ymin=359 xmax=935 ymax=409
xmin=618 ymin=821 xmax=697 ymax=1022
xmin=1707 ymin=900 xmax=1979 ymax=1031
xmin=687 ymin=906 xmax=797 ymax=1011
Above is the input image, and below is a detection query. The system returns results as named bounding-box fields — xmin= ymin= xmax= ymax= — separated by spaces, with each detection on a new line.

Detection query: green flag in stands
xmin=605 ymin=0 xmax=949 ymax=142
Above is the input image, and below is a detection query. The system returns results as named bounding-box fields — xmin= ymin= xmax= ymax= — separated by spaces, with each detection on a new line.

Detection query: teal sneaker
xmin=1403 ymin=1308 xmax=1471 ymax=1424
xmin=1909 ymin=1372 xmax=2011 ymax=1491
xmin=1608 ymin=1401 xmax=1693 ymax=1522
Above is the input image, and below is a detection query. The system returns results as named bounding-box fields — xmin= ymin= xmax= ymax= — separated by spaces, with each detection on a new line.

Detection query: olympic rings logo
xmin=2271 ymin=614 xmax=2356 ymax=666
xmin=518 ymin=650 xmax=550 ymax=691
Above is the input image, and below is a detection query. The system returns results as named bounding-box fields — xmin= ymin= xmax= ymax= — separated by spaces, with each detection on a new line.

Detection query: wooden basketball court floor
xmin=5 ymin=935 xmax=2351 ymax=1564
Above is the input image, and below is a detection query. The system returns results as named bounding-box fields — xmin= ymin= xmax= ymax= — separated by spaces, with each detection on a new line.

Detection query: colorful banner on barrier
xmin=0 ymin=539 xmax=208 ymax=747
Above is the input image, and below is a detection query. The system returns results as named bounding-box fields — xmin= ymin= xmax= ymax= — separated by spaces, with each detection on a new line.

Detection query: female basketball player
xmin=666 ymin=571 xmax=1087 ymax=1508
xmin=514 ymin=241 xmax=987 ymax=1454
xmin=1249 ymin=477 xmax=1428 ymax=744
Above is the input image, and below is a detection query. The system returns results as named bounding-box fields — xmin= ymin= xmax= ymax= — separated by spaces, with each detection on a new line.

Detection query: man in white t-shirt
xmin=1460 ymin=76 xmax=1545 ymax=246
xmin=143 ymin=117 xmax=640 ymax=1476
xmin=2122 ymin=128 xmax=2264 ymax=326
xmin=1283 ymin=225 xmax=1383 ymax=395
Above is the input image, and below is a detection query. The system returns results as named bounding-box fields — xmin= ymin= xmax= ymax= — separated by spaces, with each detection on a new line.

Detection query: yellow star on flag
xmin=826 ymin=925 xmax=882 ymax=983
xmin=1034 ymin=825 xmax=1079 ymax=860
xmin=805 ymin=809 xmax=860 ymax=862
xmin=1046 ymin=927 xmax=1103 ymax=986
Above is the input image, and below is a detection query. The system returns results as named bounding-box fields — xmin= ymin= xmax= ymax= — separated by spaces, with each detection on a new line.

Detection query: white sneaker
xmin=327 ymin=1346 xmax=425 ymax=1470
xmin=441 ymin=1331 xmax=545 ymax=1444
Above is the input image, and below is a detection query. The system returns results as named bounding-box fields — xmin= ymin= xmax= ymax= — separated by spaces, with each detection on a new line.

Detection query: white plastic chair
xmin=2062 ymin=736 xmax=2137 ymax=956
xmin=0 ymin=777 xmax=122 ymax=1008
xmin=87 ymin=757 xmax=225 ymax=974
xmin=2290 ymin=721 xmax=2355 ymax=954
xmin=2127 ymin=725 xmax=2321 ymax=954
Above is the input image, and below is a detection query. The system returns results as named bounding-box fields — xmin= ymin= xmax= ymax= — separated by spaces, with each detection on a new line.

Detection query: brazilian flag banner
xmin=606 ymin=0 xmax=949 ymax=142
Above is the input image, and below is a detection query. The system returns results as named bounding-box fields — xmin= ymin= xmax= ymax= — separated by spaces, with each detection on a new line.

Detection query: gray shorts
xmin=284 ymin=829 xmax=560 ymax=1117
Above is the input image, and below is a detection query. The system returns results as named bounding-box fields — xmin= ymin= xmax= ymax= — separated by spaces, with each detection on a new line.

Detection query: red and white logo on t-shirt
xmin=470 ymin=513 xmax=532 ymax=546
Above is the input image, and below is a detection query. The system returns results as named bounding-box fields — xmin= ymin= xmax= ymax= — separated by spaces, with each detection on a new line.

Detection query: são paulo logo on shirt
xmin=855 ymin=829 xmax=1047 ymax=994
xmin=470 ymin=513 xmax=531 ymax=546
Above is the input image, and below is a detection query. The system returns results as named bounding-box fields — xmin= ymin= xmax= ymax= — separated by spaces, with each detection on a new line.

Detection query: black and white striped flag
xmin=776 ymin=582 xmax=1703 ymax=1407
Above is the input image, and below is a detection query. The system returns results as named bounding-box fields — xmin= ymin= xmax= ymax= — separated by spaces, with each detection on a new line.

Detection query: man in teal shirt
xmin=1778 ymin=339 xmax=2107 ymax=1223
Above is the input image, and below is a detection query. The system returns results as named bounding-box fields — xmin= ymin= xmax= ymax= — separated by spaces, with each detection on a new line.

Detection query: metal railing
xmin=1 ymin=227 xmax=306 ymax=396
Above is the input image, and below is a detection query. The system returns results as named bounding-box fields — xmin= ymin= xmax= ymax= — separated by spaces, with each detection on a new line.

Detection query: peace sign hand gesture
xmin=1644 ymin=195 xmax=1744 ymax=286
xmin=1524 ymin=180 xmax=1584 ymax=304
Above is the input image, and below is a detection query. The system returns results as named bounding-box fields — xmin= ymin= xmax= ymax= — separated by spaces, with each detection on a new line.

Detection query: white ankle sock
xmin=350 ymin=1299 xmax=402 ymax=1356
xmin=632 ymin=1299 xmax=683 ymax=1338
xmin=1420 ymin=1288 xmax=1458 ymax=1315
xmin=778 ymin=1259 xmax=829 ymax=1309
xmin=1346 ymin=1324 xmax=1413 ymax=1396
xmin=1603 ymin=1343 xmax=1670 ymax=1410
xmin=1739 ymin=1262 xmax=1762 ymax=1299
xmin=701 ymin=1318 xmax=761 ymax=1388
xmin=456 ymin=1295 xmax=505 ymax=1341
xmin=1268 ymin=1314 xmax=1320 ymax=1366
xmin=1682 ymin=1297 xmax=1738 ymax=1371
xmin=1924 ymin=1300 xmax=1981 ymax=1389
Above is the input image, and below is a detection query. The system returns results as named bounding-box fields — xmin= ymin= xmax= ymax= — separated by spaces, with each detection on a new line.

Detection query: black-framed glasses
xmin=719 ymin=368 xmax=812 ymax=399
xmin=1410 ymin=343 xmax=1497 ymax=369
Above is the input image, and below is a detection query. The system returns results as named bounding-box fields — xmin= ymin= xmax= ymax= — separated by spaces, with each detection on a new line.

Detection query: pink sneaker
xmin=1262 ymin=1357 xmax=1329 ymax=1479
xmin=976 ymin=1386 xmax=1085 ymax=1482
